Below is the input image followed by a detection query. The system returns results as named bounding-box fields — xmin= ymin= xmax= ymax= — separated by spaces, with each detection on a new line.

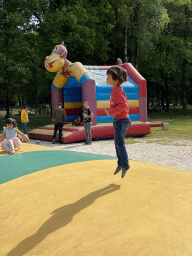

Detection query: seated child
xmin=0 ymin=118 xmax=30 ymax=154
xmin=83 ymin=101 xmax=94 ymax=145
xmin=72 ymin=117 xmax=82 ymax=126
xmin=72 ymin=106 xmax=83 ymax=126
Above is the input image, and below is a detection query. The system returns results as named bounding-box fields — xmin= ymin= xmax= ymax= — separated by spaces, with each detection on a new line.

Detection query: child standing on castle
xmin=83 ymin=101 xmax=94 ymax=145
xmin=0 ymin=118 xmax=30 ymax=154
xmin=105 ymin=66 xmax=131 ymax=178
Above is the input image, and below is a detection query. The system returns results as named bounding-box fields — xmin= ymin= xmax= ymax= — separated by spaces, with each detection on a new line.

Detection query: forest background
xmin=0 ymin=0 xmax=192 ymax=117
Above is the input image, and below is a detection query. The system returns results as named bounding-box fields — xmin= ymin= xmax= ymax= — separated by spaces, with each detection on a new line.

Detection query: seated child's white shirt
xmin=3 ymin=127 xmax=17 ymax=139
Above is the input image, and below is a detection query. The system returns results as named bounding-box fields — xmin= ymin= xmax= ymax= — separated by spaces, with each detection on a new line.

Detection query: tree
xmin=163 ymin=1 xmax=192 ymax=112
xmin=104 ymin=0 xmax=169 ymax=68
xmin=0 ymin=0 xmax=50 ymax=113
xmin=38 ymin=0 xmax=112 ymax=65
xmin=139 ymin=0 xmax=192 ymax=111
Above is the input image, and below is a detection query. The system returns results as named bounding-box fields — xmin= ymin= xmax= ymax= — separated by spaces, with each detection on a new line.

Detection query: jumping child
xmin=105 ymin=66 xmax=131 ymax=178
xmin=0 ymin=118 xmax=30 ymax=154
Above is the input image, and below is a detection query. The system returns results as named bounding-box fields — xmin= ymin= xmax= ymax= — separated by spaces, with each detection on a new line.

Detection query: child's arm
xmin=16 ymin=129 xmax=30 ymax=143
xmin=0 ymin=130 xmax=6 ymax=143
xmin=90 ymin=112 xmax=94 ymax=118
xmin=108 ymin=91 xmax=128 ymax=116
xmin=105 ymin=109 xmax=110 ymax=116
xmin=88 ymin=109 xmax=94 ymax=118
xmin=108 ymin=102 xmax=128 ymax=115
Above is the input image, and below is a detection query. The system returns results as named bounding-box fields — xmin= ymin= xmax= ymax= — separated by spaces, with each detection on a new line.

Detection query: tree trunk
xmin=174 ymin=86 xmax=178 ymax=106
xmin=114 ymin=7 xmax=121 ymax=59
xmin=134 ymin=4 xmax=139 ymax=69
xmin=164 ymin=69 xmax=169 ymax=111
xmin=151 ymin=88 xmax=154 ymax=105
xmin=134 ymin=36 xmax=138 ymax=69
xmin=157 ymin=89 xmax=160 ymax=106
xmin=5 ymin=51 xmax=10 ymax=118
xmin=182 ymin=58 xmax=187 ymax=115
xmin=182 ymin=5 xmax=188 ymax=115
xmin=5 ymin=91 xmax=10 ymax=118
xmin=161 ymin=85 xmax=165 ymax=110
xmin=147 ymin=94 xmax=149 ymax=110
xmin=124 ymin=22 xmax=128 ymax=63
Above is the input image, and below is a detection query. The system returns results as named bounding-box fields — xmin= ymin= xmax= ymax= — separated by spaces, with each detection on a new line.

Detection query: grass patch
xmin=126 ymin=107 xmax=192 ymax=145
xmin=148 ymin=108 xmax=192 ymax=135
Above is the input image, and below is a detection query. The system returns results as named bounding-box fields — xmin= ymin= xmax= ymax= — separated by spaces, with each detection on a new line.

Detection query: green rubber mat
xmin=0 ymin=150 xmax=116 ymax=185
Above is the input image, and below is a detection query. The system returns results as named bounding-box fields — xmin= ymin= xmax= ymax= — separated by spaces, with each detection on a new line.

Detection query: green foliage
xmin=0 ymin=0 xmax=191 ymax=111
xmin=39 ymin=1 xmax=112 ymax=64
xmin=139 ymin=0 xmax=192 ymax=108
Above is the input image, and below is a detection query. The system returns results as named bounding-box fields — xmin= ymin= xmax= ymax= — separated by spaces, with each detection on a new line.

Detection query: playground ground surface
xmin=1 ymin=141 xmax=192 ymax=256
xmin=1 ymin=106 xmax=192 ymax=255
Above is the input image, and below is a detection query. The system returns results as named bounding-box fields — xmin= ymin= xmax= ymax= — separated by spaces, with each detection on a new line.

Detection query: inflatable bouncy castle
xmin=64 ymin=64 xmax=147 ymax=124
xmin=28 ymin=42 xmax=151 ymax=143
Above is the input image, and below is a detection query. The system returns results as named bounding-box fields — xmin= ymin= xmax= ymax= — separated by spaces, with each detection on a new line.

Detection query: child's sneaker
xmin=9 ymin=149 xmax=15 ymax=155
xmin=84 ymin=142 xmax=92 ymax=145
xmin=52 ymin=139 xmax=55 ymax=144
xmin=114 ymin=166 xmax=122 ymax=175
xmin=121 ymin=166 xmax=130 ymax=178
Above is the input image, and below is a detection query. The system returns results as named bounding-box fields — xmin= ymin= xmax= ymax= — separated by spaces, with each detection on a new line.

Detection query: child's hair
xmin=107 ymin=66 xmax=128 ymax=85
xmin=5 ymin=118 xmax=17 ymax=127
xmin=58 ymin=102 xmax=62 ymax=106
xmin=84 ymin=101 xmax=89 ymax=106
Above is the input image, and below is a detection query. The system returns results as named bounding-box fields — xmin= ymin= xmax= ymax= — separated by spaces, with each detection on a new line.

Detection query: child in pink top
xmin=105 ymin=66 xmax=131 ymax=178
xmin=0 ymin=118 xmax=30 ymax=154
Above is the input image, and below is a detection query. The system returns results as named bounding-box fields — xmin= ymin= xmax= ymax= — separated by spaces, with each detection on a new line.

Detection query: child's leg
xmin=12 ymin=137 xmax=22 ymax=149
xmin=1 ymin=141 xmax=10 ymax=152
xmin=8 ymin=140 xmax=14 ymax=150
xmin=84 ymin=122 xmax=91 ymax=143
xmin=87 ymin=122 xmax=92 ymax=143
xmin=84 ymin=123 xmax=88 ymax=142
xmin=8 ymin=140 xmax=15 ymax=154
xmin=113 ymin=120 xmax=123 ymax=167
xmin=22 ymin=123 xmax=28 ymax=134
xmin=114 ymin=131 xmax=128 ymax=168
xmin=114 ymin=144 xmax=122 ymax=167
xmin=113 ymin=119 xmax=131 ymax=169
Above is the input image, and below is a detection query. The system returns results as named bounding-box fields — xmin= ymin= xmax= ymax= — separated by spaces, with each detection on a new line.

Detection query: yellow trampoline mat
xmin=1 ymin=158 xmax=192 ymax=256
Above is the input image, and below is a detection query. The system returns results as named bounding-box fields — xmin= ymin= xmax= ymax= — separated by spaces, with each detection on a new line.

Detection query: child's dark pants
xmin=84 ymin=122 xmax=92 ymax=143
xmin=113 ymin=118 xmax=131 ymax=169
xmin=22 ymin=122 xmax=28 ymax=134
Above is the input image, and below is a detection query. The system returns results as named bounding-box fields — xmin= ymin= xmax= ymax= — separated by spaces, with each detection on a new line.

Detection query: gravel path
xmin=30 ymin=138 xmax=192 ymax=172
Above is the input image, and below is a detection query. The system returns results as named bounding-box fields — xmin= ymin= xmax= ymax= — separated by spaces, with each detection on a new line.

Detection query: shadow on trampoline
xmin=6 ymin=184 xmax=121 ymax=256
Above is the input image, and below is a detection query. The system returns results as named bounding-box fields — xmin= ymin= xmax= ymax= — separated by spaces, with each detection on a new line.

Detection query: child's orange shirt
xmin=108 ymin=85 xmax=129 ymax=119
